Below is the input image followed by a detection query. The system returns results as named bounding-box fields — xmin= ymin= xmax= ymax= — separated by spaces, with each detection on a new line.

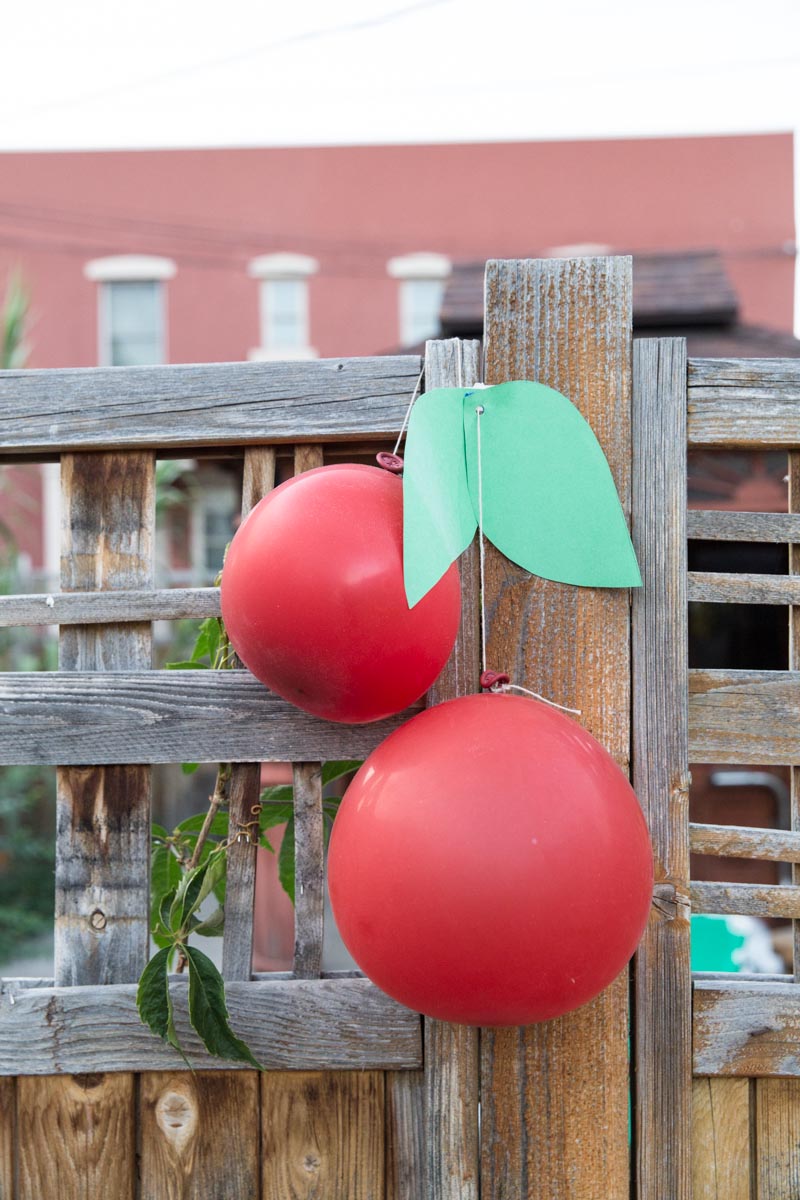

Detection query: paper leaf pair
xmin=403 ymin=380 xmax=642 ymax=608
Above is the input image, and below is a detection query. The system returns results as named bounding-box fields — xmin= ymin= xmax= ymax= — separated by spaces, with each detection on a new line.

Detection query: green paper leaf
xmin=403 ymin=387 xmax=476 ymax=607
xmin=184 ymin=945 xmax=263 ymax=1069
xmin=462 ymin=382 xmax=641 ymax=588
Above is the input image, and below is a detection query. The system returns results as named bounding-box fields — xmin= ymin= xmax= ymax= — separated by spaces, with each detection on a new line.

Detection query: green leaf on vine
xmin=185 ymin=945 xmax=263 ymax=1069
xmin=136 ymin=946 xmax=188 ymax=1064
xmin=278 ymin=816 xmax=296 ymax=906
xmin=192 ymin=907 xmax=225 ymax=937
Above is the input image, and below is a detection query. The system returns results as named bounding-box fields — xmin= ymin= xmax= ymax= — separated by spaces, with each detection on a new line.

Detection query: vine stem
xmin=175 ymin=762 xmax=232 ymax=973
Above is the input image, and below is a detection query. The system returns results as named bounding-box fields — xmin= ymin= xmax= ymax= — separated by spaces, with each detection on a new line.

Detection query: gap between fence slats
xmin=690 ymin=823 xmax=800 ymax=862
xmin=632 ymin=337 xmax=692 ymax=1200
xmin=0 ymin=356 xmax=422 ymax=457
xmin=481 ymin=257 xmax=632 ymax=1200
xmin=687 ymin=511 xmax=800 ymax=543
xmin=0 ymin=671 xmax=421 ymax=765
xmin=422 ymin=337 xmax=482 ymax=1200
xmin=223 ymin=445 xmax=277 ymax=984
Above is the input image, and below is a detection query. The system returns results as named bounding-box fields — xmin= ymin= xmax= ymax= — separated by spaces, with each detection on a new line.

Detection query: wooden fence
xmin=0 ymin=256 xmax=799 ymax=1197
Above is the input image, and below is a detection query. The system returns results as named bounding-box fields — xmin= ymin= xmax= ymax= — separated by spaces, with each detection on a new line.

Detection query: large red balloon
xmin=328 ymin=693 xmax=653 ymax=1025
xmin=220 ymin=464 xmax=460 ymax=723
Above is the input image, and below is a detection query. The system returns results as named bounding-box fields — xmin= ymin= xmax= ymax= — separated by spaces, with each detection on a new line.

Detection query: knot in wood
xmin=88 ymin=908 xmax=107 ymax=932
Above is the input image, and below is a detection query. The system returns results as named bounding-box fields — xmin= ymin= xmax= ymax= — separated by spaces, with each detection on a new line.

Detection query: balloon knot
xmin=376 ymin=452 xmax=404 ymax=474
xmin=480 ymin=670 xmax=510 ymax=691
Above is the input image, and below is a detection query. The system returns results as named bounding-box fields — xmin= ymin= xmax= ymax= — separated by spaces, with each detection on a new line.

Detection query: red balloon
xmin=220 ymin=464 xmax=460 ymax=723
xmin=328 ymin=693 xmax=653 ymax=1025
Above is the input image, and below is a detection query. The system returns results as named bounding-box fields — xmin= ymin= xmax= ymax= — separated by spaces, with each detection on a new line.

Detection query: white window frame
xmin=387 ymin=252 xmax=451 ymax=346
xmin=84 ymin=256 xmax=175 ymax=367
xmin=248 ymin=253 xmax=319 ymax=361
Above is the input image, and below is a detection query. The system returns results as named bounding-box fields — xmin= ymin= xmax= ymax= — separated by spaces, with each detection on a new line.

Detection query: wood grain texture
xmin=17 ymin=1073 xmax=135 ymax=1200
xmin=694 ymin=980 xmax=800 ymax=1076
xmin=631 ymin=338 xmax=692 ymax=1199
xmin=690 ymin=822 xmax=800 ymax=862
xmin=689 ymin=572 xmax=800 ymax=605
xmin=262 ymin=1072 xmax=385 ymax=1200
xmin=0 ymin=979 xmax=422 ymax=1075
xmin=422 ymin=338 xmax=482 ymax=1200
xmin=481 ymin=257 xmax=632 ymax=1199
xmin=0 ymin=1077 xmax=13 ymax=1200
xmin=223 ymin=446 xmax=277 ymax=983
xmin=688 ymin=357 xmax=800 ymax=447
xmin=292 ymin=762 xmax=324 ymax=980
xmin=755 ymin=1079 xmax=800 ymax=1198
xmin=0 ymin=585 xmax=219 ymax=627
xmin=691 ymin=881 xmax=800 ymax=918
xmin=687 ymin=510 xmax=800 ymax=543
xmin=385 ymin=1070 xmax=425 ymax=1200
xmin=692 ymin=1077 xmax=751 ymax=1200
xmin=0 ymin=356 xmax=422 ymax=456
xmin=689 ymin=669 xmax=800 ymax=764
xmin=55 ymin=451 xmax=153 ymax=988
xmin=139 ymin=1071 xmax=260 ymax=1200
xmin=0 ymin=670 xmax=422 ymax=766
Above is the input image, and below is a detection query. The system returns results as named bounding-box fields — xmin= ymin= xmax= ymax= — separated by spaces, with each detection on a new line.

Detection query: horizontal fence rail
xmin=688 ymin=358 xmax=800 ymax=447
xmin=689 ymin=669 xmax=800 ymax=764
xmin=0 ymin=356 xmax=422 ymax=457
xmin=0 ymin=587 xmax=220 ymax=627
xmin=0 ymin=978 xmax=422 ymax=1075
xmin=687 ymin=511 xmax=800 ymax=543
xmin=690 ymin=823 xmax=800 ymax=863
xmin=0 ymin=671 xmax=422 ymax=764
xmin=694 ymin=980 xmax=800 ymax=1077
xmin=688 ymin=573 xmax=800 ymax=605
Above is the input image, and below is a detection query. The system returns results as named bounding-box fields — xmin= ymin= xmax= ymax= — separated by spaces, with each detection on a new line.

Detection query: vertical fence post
xmin=480 ymin=257 xmax=633 ymax=1198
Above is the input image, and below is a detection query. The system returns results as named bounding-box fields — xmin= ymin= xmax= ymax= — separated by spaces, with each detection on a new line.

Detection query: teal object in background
xmin=691 ymin=914 xmax=748 ymax=973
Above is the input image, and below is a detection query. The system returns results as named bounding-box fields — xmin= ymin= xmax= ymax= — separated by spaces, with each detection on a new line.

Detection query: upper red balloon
xmin=220 ymin=464 xmax=461 ymax=723
xmin=328 ymin=693 xmax=653 ymax=1025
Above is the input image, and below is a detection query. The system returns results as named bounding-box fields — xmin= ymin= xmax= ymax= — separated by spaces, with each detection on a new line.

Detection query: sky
xmin=0 ymin=0 xmax=798 ymax=151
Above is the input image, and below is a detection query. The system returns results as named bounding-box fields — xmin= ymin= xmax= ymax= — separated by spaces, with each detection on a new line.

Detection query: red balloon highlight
xmin=328 ymin=693 xmax=653 ymax=1025
xmin=220 ymin=464 xmax=461 ymax=723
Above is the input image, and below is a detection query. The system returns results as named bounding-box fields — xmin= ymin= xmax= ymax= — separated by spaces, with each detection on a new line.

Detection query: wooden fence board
xmin=139 ymin=1071 xmax=261 ymax=1200
xmin=385 ymin=1071 xmax=425 ymax=1200
xmin=480 ymin=256 xmax=632 ymax=1198
xmin=691 ymin=882 xmax=800 ymax=918
xmin=17 ymin=1073 xmax=136 ymax=1200
xmin=689 ymin=573 xmax=800 ymax=605
xmin=690 ymin=822 xmax=800 ymax=862
xmin=688 ymin=358 xmax=800 ymax=447
xmin=423 ymin=337 xmax=482 ymax=1200
xmin=262 ymin=1072 xmax=385 ymax=1200
xmin=694 ymin=981 xmax=800 ymax=1076
xmin=0 ymin=356 xmax=421 ymax=457
xmin=0 ymin=585 xmax=219 ymax=627
xmin=632 ymin=337 xmax=692 ymax=1199
xmin=687 ymin=510 xmax=800 ymax=543
xmin=692 ymin=1077 xmax=751 ymax=1199
xmin=689 ymin=669 xmax=800 ymax=764
xmin=0 ymin=671 xmax=421 ymax=765
xmin=755 ymin=1079 xmax=800 ymax=1199
xmin=0 ymin=979 xmax=422 ymax=1075
xmin=0 ymin=1078 xmax=13 ymax=1200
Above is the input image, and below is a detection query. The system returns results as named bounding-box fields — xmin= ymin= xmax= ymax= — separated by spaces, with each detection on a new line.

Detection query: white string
xmin=392 ymin=369 xmax=424 ymax=457
xmin=474 ymin=399 xmax=581 ymax=718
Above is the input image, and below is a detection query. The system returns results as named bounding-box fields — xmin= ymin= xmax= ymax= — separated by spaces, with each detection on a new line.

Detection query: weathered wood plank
xmin=632 ymin=337 xmax=692 ymax=1200
xmin=385 ymin=1070 xmax=425 ymax=1200
xmin=292 ymin=762 xmax=325 ymax=981
xmin=689 ymin=669 xmax=800 ymax=764
xmin=481 ymin=257 xmax=632 ymax=1199
xmin=223 ymin=445 xmax=277 ymax=983
xmin=262 ymin=1072 xmax=385 ymax=1200
xmin=0 ymin=979 xmax=422 ymax=1075
xmin=139 ymin=1071 xmax=260 ymax=1200
xmin=691 ymin=881 xmax=800 ymax=918
xmin=0 ymin=585 xmax=219 ymax=627
xmin=17 ymin=1074 xmax=136 ymax=1200
xmin=690 ymin=822 xmax=800 ymax=862
xmin=755 ymin=1079 xmax=800 ymax=1198
xmin=692 ymin=1077 xmax=751 ymax=1200
xmin=0 ymin=670 xmax=422 ymax=765
xmin=0 ymin=1077 xmax=14 ymax=1199
xmin=694 ymin=980 xmax=800 ymax=1076
xmin=688 ymin=357 xmax=800 ymax=447
xmin=0 ymin=356 xmax=422 ymax=457
xmin=786 ymin=451 xmax=800 ymax=986
xmin=689 ymin=572 xmax=800 ymax=605
xmin=422 ymin=337 xmax=482 ymax=1200
xmin=687 ymin=510 xmax=800 ymax=543
xmin=55 ymin=452 xmax=154 ymax=988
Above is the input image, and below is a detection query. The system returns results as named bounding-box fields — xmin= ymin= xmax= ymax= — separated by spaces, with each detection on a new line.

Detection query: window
xmin=387 ymin=252 xmax=450 ymax=346
xmin=248 ymin=254 xmax=319 ymax=360
xmin=85 ymin=256 xmax=174 ymax=366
